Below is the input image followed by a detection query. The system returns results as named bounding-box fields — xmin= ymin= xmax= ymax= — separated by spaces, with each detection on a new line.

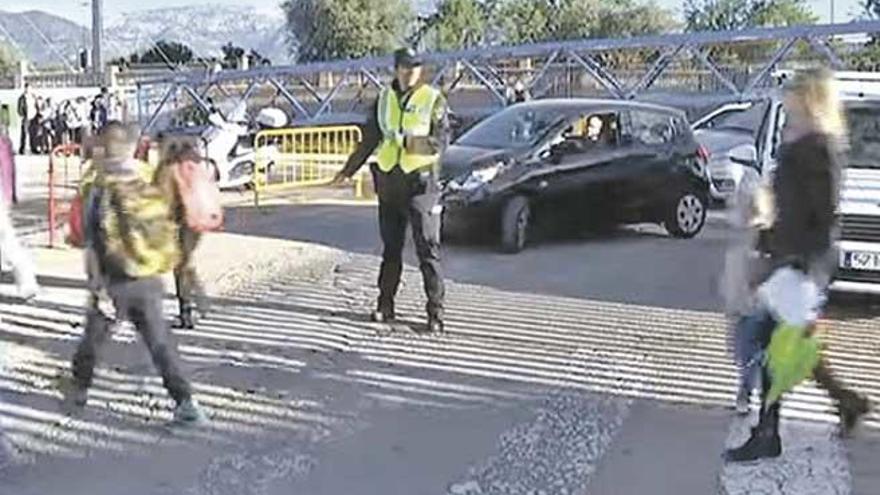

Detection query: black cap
xmin=393 ymin=47 xmax=423 ymax=68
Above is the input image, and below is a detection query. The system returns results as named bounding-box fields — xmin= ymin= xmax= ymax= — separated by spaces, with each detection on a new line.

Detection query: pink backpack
xmin=173 ymin=159 xmax=223 ymax=232
xmin=0 ymin=134 xmax=15 ymax=206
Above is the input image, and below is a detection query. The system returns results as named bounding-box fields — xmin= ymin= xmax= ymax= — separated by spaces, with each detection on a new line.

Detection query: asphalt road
xmin=225 ymin=203 xmax=729 ymax=313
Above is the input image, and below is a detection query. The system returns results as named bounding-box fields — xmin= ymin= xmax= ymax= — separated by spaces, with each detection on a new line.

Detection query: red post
xmin=47 ymin=150 xmax=56 ymax=248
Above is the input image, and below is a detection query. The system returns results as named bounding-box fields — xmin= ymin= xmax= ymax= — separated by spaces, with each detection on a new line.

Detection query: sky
xmin=0 ymin=0 xmax=867 ymax=26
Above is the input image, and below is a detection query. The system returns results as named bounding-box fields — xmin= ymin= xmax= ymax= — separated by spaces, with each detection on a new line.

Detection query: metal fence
xmin=252 ymin=125 xmax=365 ymax=206
xmin=136 ymin=21 xmax=880 ymax=132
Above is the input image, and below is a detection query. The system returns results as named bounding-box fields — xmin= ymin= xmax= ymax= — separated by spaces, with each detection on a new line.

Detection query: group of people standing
xmin=16 ymin=84 xmax=123 ymax=155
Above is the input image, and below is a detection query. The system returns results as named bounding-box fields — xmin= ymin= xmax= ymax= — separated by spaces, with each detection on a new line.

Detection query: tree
xmin=683 ymin=0 xmax=816 ymax=32
xmin=492 ymin=0 xmax=677 ymax=45
xmin=140 ymin=40 xmax=195 ymax=66
xmin=0 ymin=42 xmax=19 ymax=75
xmin=418 ymin=0 xmax=488 ymax=51
xmin=221 ymin=42 xmax=246 ymax=68
xmin=283 ymin=0 xmax=413 ymax=62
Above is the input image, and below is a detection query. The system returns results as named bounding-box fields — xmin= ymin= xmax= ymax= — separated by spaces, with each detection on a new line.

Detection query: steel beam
xmin=527 ymin=49 xmax=561 ymax=91
xmin=313 ymin=71 xmax=350 ymax=118
xmin=690 ymin=48 xmax=741 ymax=96
xmin=269 ymin=77 xmax=310 ymax=118
xmin=431 ymin=62 xmax=451 ymax=87
xmin=567 ymin=51 xmax=624 ymax=99
xmin=461 ymin=59 xmax=507 ymax=104
xmin=743 ymin=37 xmax=800 ymax=94
xmin=138 ymin=21 xmax=880 ymax=88
xmin=626 ymin=43 xmax=687 ymax=99
xmin=807 ymin=38 xmax=844 ymax=70
xmin=142 ymin=83 xmax=177 ymax=133
xmin=361 ymin=68 xmax=386 ymax=89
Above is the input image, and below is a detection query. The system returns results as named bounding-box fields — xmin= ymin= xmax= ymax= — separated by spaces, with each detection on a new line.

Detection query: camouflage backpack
xmin=92 ymin=171 xmax=179 ymax=279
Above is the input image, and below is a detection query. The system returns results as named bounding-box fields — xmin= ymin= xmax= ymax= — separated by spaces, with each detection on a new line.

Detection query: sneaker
xmin=723 ymin=427 xmax=782 ymax=463
xmin=735 ymin=388 xmax=751 ymax=416
xmin=16 ymin=281 xmax=39 ymax=302
xmin=839 ymin=393 xmax=872 ymax=437
xmin=60 ymin=381 xmax=88 ymax=416
xmin=173 ymin=398 xmax=207 ymax=426
xmin=370 ymin=310 xmax=395 ymax=323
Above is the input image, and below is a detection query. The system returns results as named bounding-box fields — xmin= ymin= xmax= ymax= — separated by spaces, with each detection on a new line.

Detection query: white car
xmin=691 ymin=99 xmax=779 ymax=204
xmin=695 ymin=73 xmax=880 ymax=295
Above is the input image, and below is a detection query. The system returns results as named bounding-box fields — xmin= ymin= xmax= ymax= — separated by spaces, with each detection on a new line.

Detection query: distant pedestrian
xmin=90 ymin=87 xmax=110 ymax=132
xmin=155 ymin=137 xmax=222 ymax=329
xmin=724 ymin=68 xmax=873 ymax=463
xmin=16 ymin=83 xmax=37 ymax=155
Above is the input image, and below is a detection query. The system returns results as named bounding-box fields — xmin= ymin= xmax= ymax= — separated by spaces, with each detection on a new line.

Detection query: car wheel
xmin=665 ymin=189 xmax=707 ymax=239
xmin=500 ymin=195 xmax=531 ymax=254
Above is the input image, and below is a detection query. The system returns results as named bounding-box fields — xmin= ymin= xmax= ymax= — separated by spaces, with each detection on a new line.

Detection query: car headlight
xmin=460 ymin=162 xmax=503 ymax=191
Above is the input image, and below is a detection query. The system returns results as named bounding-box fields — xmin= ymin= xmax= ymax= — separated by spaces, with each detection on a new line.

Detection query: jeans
xmin=72 ymin=277 xmax=193 ymax=404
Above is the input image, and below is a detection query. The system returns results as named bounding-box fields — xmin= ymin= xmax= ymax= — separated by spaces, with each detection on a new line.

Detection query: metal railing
xmin=252 ymin=125 xmax=364 ymax=206
xmin=136 ymin=21 xmax=880 ymax=132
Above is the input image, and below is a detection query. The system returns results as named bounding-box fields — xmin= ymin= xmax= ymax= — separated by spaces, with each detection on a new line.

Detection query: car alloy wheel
xmin=676 ymin=193 xmax=704 ymax=236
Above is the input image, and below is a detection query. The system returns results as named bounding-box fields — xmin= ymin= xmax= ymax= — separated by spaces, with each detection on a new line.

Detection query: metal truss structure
xmin=137 ymin=21 xmax=880 ymax=132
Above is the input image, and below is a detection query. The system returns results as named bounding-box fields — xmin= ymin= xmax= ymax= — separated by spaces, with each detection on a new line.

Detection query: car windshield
xmin=456 ymin=106 xmax=567 ymax=150
xmin=846 ymin=105 xmax=880 ymax=169
xmin=697 ymin=101 xmax=769 ymax=136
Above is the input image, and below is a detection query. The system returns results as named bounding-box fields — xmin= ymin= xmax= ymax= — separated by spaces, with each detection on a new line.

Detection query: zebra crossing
xmin=0 ymin=251 xmax=878 ymax=494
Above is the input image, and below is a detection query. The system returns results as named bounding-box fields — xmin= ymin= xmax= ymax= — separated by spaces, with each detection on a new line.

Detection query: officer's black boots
xmin=428 ymin=317 xmax=444 ymax=333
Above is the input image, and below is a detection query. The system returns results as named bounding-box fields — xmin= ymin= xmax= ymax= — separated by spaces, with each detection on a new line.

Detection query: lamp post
xmin=91 ymin=0 xmax=103 ymax=78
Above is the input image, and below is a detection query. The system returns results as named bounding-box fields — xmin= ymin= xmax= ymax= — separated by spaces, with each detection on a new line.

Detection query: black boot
xmin=724 ymin=403 xmax=782 ymax=463
xmin=724 ymin=425 xmax=782 ymax=463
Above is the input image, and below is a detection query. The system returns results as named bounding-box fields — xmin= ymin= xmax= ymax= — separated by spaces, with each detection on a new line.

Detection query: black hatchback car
xmin=440 ymin=99 xmax=711 ymax=253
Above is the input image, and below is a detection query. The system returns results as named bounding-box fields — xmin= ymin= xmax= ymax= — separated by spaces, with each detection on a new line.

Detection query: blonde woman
xmin=725 ymin=68 xmax=872 ymax=463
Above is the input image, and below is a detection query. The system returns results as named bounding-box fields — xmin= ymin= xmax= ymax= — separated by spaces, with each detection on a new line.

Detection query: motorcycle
xmin=202 ymin=103 xmax=287 ymax=190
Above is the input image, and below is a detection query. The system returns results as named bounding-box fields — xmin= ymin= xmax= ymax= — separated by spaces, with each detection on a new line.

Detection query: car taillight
xmin=696 ymin=145 xmax=710 ymax=163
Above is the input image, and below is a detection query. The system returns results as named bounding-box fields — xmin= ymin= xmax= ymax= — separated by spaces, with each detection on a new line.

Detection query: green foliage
xmin=283 ymin=0 xmax=413 ymax=62
xmin=683 ymin=0 xmax=816 ymax=32
xmin=430 ymin=0 xmax=488 ymax=50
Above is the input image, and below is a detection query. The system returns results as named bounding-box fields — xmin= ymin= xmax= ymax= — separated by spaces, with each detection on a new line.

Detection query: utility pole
xmin=92 ymin=0 xmax=103 ymax=79
xmin=831 ymin=0 xmax=835 ymax=24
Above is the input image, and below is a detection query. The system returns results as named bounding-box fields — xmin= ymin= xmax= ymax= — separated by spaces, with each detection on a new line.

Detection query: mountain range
xmin=0 ymin=1 xmax=439 ymax=69
xmin=0 ymin=5 xmax=290 ymax=69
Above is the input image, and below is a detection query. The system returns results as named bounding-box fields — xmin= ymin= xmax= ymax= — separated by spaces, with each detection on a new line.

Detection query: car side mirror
xmin=729 ymin=144 xmax=758 ymax=170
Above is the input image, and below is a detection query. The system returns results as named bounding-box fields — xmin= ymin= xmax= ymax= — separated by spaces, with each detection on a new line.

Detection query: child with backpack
xmin=154 ymin=136 xmax=223 ymax=329
xmin=64 ymin=122 xmax=206 ymax=426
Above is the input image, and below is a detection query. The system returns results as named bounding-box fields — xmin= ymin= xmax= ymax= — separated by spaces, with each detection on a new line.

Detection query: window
xmin=696 ymin=101 xmax=770 ymax=136
xmin=628 ymin=111 xmax=676 ymax=146
xmin=562 ymin=113 xmax=619 ymax=146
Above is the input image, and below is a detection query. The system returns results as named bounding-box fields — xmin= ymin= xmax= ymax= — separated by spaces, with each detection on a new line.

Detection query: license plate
xmin=842 ymin=250 xmax=880 ymax=271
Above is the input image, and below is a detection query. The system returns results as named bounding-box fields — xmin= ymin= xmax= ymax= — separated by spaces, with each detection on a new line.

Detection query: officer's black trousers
xmin=373 ymin=166 xmax=445 ymax=319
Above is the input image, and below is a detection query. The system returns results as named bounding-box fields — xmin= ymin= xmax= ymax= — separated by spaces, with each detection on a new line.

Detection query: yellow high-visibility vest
xmin=375 ymin=84 xmax=441 ymax=174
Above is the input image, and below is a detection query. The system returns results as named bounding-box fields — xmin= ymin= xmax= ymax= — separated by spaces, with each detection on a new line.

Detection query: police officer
xmin=333 ymin=47 xmax=448 ymax=333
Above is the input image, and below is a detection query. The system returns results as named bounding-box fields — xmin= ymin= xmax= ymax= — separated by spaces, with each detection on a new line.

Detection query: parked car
xmin=440 ymin=99 xmax=711 ymax=253
xmin=695 ymin=72 xmax=880 ymax=295
xmin=691 ymin=99 xmax=774 ymax=204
